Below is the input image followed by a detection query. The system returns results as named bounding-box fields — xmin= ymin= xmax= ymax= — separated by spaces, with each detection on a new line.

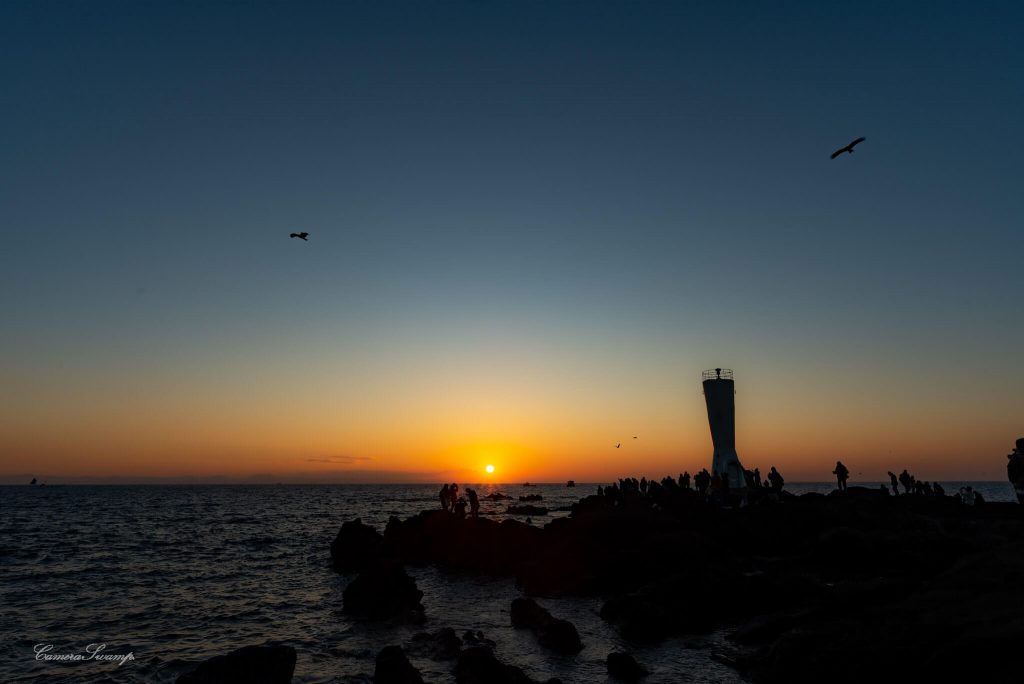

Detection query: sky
xmin=1 ymin=1 xmax=1022 ymax=484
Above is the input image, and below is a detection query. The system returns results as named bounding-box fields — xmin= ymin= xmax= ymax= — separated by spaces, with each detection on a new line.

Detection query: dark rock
xmin=518 ymin=494 xmax=544 ymax=501
xmin=606 ymin=652 xmax=649 ymax=681
xmin=507 ymin=504 xmax=548 ymax=516
xmin=343 ymin=561 xmax=424 ymax=621
xmin=455 ymin=646 xmax=561 ymax=684
xmin=330 ymin=518 xmax=384 ymax=572
xmin=510 ymin=597 xmax=583 ymax=653
xmin=407 ymin=628 xmax=461 ymax=660
xmin=374 ymin=645 xmax=423 ymax=684
xmin=484 ymin=492 xmax=513 ymax=500
xmin=176 ymin=645 xmax=296 ymax=684
xmin=461 ymin=630 xmax=496 ymax=649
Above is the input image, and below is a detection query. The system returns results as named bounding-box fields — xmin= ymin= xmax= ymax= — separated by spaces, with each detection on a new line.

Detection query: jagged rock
xmin=455 ymin=646 xmax=561 ymax=684
xmin=507 ymin=504 xmax=548 ymax=516
xmin=518 ymin=494 xmax=544 ymax=501
xmin=343 ymin=561 xmax=424 ymax=621
xmin=407 ymin=628 xmax=461 ymax=660
xmin=510 ymin=597 xmax=583 ymax=653
xmin=606 ymin=652 xmax=649 ymax=681
xmin=330 ymin=518 xmax=384 ymax=572
xmin=484 ymin=492 xmax=512 ymax=500
xmin=461 ymin=630 xmax=496 ymax=649
xmin=176 ymin=645 xmax=296 ymax=684
xmin=374 ymin=645 xmax=424 ymax=684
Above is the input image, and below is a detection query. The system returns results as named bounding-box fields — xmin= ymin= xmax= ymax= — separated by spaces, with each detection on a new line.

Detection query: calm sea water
xmin=1 ymin=481 xmax=1016 ymax=683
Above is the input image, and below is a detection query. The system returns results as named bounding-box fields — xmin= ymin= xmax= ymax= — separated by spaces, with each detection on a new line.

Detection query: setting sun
xmin=485 ymin=464 xmax=495 ymax=474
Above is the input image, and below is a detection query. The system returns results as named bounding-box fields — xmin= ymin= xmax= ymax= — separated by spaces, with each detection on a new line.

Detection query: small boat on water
xmin=566 ymin=480 xmax=576 ymax=487
xmin=522 ymin=482 xmax=535 ymax=487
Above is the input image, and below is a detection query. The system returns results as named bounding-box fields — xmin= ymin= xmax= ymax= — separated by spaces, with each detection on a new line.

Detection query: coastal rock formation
xmin=374 ymin=645 xmax=424 ymax=684
xmin=506 ymin=504 xmax=548 ymax=516
xmin=518 ymin=494 xmax=544 ymax=501
xmin=342 ymin=561 xmax=424 ymax=622
xmin=337 ymin=483 xmax=1024 ymax=679
xmin=330 ymin=518 xmax=384 ymax=572
xmin=510 ymin=597 xmax=583 ymax=653
xmin=176 ymin=645 xmax=296 ymax=684
xmin=407 ymin=628 xmax=462 ymax=660
xmin=483 ymin=492 xmax=512 ymax=500
xmin=455 ymin=646 xmax=562 ymax=684
xmin=606 ymin=652 xmax=649 ymax=681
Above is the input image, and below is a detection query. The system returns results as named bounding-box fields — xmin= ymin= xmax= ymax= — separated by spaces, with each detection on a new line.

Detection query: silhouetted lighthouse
xmin=702 ymin=368 xmax=747 ymax=489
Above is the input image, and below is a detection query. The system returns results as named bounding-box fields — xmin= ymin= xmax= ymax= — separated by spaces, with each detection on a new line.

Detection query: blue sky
xmin=1 ymin=1 xmax=1022 ymax=481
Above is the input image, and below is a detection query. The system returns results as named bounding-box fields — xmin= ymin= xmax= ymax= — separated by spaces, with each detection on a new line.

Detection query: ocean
xmin=1 ymin=481 xmax=1016 ymax=683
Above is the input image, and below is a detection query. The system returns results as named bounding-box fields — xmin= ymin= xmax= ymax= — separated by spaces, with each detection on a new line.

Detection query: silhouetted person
xmin=680 ymin=472 xmax=691 ymax=490
xmin=1007 ymin=439 xmax=1024 ymax=503
xmin=597 ymin=485 xmax=604 ymax=496
xmin=454 ymin=497 xmax=467 ymax=517
xmin=30 ymin=477 xmax=37 ymax=485
xmin=888 ymin=471 xmax=899 ymax=496
xmin=466 ymin=488 xmax=480 ymax=519
xmin=833 ymin=461 xmax=849 ymax=491
xmin=694 ymin=469 xmax=711 ymax=496
xmin=933 ymin=482 xmax=945 ymax=496
xmin=830 ymin=136 xmax=865 ymax=159
xmin=289 ymin=232 xmax=309 ymax=240
xmin=440 ymin=483 xmax=451 ymax=511
xmin=753 ymin=468 xmax=762 ymax=488
xmin=768 ymin=466 xmax=784 ymax=492
xmin=640 ymin=477 xmax=648 ymax=495
xmin=450 ymin=483 xmax=459 ymax=505
xmin=959 ymin=486 xmax=976 ymax=506
xmin=899 ymin=469 xmax=913 ymax=495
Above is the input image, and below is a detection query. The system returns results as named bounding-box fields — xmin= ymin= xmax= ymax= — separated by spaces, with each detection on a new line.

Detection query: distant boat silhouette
xmin=566 ymin=480 xmax=576 ymax=487
xmin=522 ymin=482 xmax=535 ymax=487
xmin=830 ymin=137 xmax=866 ymax=159
xmin=289 ymin=232 xmax=309 ymax=241
xmin=30 ymin=477 xmax=37 ymax=485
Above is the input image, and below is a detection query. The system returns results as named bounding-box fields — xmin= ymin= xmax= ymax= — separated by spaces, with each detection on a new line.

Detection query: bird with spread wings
xmin=830 ymin=137 xmax=866 ymax=159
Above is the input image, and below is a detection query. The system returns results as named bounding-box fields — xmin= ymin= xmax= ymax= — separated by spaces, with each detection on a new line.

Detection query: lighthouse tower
xmin=702 ymin=368 xmax=747 ymax=489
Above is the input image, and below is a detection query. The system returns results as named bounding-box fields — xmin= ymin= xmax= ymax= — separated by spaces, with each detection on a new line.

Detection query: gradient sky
xmin=2 ymin=1 xmax=1022 ymax=484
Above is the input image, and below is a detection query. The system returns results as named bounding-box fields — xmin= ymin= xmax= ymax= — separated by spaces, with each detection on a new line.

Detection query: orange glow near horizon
xmin=1 ymin=353 xmax=1020 ymax=484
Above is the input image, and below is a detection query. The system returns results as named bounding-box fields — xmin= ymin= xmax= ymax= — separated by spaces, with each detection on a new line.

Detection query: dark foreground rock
xmin=374 ymin=645 xmax=424 ymax=684
xmin=406 ymin=628 xmax=462 ymax=660
xmin=340 ymin=488 xmax=1024 ymax=680
xmin=606 ymin=652 xmax=649 ymax=681
xmin=342 ymin=561 xmax=424 ymax=622
xmin=455 ymin=646 xmax=562 ymax=684
xmin=176 ymin=645 xmax=295 ymax=684
xmin=331 ymin=518 xmax=384 ymax=572
xmin=510 ymin=597 xmax=583 ymax=653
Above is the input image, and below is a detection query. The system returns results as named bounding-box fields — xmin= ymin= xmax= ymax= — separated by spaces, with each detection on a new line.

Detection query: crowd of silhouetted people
xmin=434 ymin=438 xmax=1024 ymax=519
xmin=439 ymin=483 xmax=481 ymax=518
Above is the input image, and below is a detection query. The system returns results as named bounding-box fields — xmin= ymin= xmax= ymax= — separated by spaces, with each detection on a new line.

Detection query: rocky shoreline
xmin=178 ymin=486 xmax=1024 ymax=682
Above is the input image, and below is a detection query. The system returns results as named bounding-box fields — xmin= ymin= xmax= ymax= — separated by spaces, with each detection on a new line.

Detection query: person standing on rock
xmin=888 ymin=472 xmax=899 ymax=496
xmin=440 ymin=483 xmax=451 ymax=512
xmin=1007 ymin=438 xmax=1024 ymax=504
xmin=833 ymin=461 xmax=850 ymax=491
xmin=768 ymin=466 xmax=784 ymax=493
xmin=467 ymin=488 xmax=480 ymax=519
xmin=680 ymin=472 xmax=691 ymax=490
xmin=899 ymin=469 xmax=913 ymax=495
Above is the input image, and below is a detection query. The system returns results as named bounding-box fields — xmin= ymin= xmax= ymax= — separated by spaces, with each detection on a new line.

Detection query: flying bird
xmin=289 ymin=232 xmax=309 ymax=241
xmin=830 ymin=137 xmax=866 ymax=159
xmin=615 ymin=443 xmax=621 ymax=449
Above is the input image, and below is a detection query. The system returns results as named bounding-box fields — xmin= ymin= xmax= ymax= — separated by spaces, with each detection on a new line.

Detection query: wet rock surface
xmin=373 ymin=645 xmax=424 ymax=684
xmin=176 ymin=645 xmax=296 ymax=684
xmin=342 ymin=561 xmax=425 ymax=622
xmin=455 ymin=646 xmax=562 ymax=684
xmin=339 ymin=486 xmax=1024 ymax=681
xmin=509 ymin=597 xmax=583 ymax=653
xmin=330 ymin=518 xmax=384 ymax=572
